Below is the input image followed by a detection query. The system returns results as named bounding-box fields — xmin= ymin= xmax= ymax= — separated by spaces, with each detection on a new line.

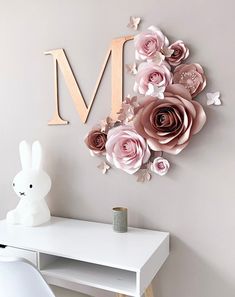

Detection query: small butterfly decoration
xmin=146 ymin=84 xmax=165 ymax=99
xmin=127 ymin=16 xmax=141 ymax=31
xmin=100 ymin=116 xmax=115 ymax=133
xmin=117 ymin=96 xmax=139 ymax=123
xmin=97 ymin=161 xmax=110 ymax=174
xmin=206 ymin=92 xmax=222 ymax=106
xmin=161 ymin=47 xmax=174 ymax=58
xmin=125 ymin=62 xmax=137 ymax=75
xmin=136 ymin=163 xmax=152 ymax=183
xmin=152 ymin=51 xmax=165 ymax=65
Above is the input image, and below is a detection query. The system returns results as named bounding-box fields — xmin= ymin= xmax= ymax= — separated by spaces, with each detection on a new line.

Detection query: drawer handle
xmin=0 ymin=244 xmax=7 ymax=248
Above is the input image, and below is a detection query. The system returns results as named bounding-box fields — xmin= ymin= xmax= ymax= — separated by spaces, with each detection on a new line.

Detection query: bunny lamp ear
xmin=32 ymin=141 xmax=42 ymax=170
xmin=19 ymin=141 xmax=32 ymax=170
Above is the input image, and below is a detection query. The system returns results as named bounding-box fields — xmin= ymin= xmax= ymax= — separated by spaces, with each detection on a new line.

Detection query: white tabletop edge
xmin=0 ymin=216 xmax=170 ymax=272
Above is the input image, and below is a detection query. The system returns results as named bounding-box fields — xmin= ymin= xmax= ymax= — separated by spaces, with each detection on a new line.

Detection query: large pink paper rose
xmin=105 ymin=126 xmax=150 ymax=174
xmin=134 ymin=26 xmax=169 ymax=61
xmin=133 ymin=84 xmax=206 ymax=155
xmin=166 ymin=40 xmax=189 ymax=66
xmin=173 ymin=63 xmax=206 ymax=97
xmin=133 ymin=62 xmax=172 ymax=98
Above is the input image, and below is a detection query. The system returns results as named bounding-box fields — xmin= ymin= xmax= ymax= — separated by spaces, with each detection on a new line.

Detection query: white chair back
xmin=0 ymin=256 xmax=55 ymax=297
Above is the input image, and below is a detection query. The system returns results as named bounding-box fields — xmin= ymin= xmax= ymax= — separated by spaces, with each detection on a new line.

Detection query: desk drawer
xmin=0 ymin=245 xmax=37 ymax=265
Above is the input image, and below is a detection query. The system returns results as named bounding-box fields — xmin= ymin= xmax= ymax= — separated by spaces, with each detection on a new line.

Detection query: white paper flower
xmin=151 ymin=157 xmax=170 ymax=176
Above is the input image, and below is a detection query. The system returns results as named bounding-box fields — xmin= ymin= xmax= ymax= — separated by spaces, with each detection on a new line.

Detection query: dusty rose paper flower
xmin=105 ymin=125 xmax=150 ymax=174
xmin=134 ymin=26 xmax=169 ymax=61
xmin=173 ymin=63 xmax=206 ymax=97
xmin=166 ymin=40 xmax=189 ymax=66
xmin=85 ymin=130 xmax=107 ymax=156
xmin=133 ymin=62 xmax=172 ymax=98
xmin=151 ymin=157 xmax=170 ymax=176
xmin=133 ymin=84 xmax=206 ymax=155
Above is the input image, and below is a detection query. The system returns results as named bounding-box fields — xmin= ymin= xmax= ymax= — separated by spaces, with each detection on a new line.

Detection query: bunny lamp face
xmin=7 ymin=140 xmax=52 ymax=227
xmin=13 ymin=170 xmax=51 ymax=201
xmin=12 ymin=140 xmax=52 ymax=201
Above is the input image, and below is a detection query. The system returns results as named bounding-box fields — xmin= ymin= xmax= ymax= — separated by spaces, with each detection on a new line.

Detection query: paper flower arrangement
xmin=85 ymin=22 xmax=220 ymax=182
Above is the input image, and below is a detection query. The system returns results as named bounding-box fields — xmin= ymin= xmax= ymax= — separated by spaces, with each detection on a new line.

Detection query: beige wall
xmin=1 ymin=0 xmax=235 ymax=296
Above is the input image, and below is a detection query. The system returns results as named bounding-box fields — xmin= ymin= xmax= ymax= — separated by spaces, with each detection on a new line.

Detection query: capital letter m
xmin=45 ymin=36 xmax=133 ymax=125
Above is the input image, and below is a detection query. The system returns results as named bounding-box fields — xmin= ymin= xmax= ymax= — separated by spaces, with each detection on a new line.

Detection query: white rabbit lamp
xmin=6 ymin=141 xmax=51 ymax=227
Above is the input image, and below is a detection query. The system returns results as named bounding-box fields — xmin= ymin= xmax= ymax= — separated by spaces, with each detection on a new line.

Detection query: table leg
xmin=116 ymin=294 xmax=126 ymax=297
xmin=144 ymin=284 xmax=154 ymax=297
xmin=116 ymin=283 xmax=154 ymax=297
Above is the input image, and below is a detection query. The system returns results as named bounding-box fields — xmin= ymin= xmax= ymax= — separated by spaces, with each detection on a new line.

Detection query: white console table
xmin=0 ymin=217 xmax=169 ymax=297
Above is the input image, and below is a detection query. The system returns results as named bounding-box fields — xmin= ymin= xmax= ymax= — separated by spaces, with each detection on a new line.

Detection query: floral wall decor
xmin=85 ymin=19 xmax=221 ymax=182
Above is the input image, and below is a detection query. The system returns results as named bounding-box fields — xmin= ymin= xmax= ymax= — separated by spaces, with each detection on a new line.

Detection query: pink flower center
xmin=157 ymin=162 xmax=165 ymax=170
xmin=172 ymin=48 xmax=181 ymax=57
xmin=121 ymin=139 xmax=135 ymax=154
xmin=144 ymin=38 xmax=157 ymax=53
xmin=179 ymin=71 xmax=200 ymax=93
xmin=123 ymin=142 xmax=131 ymax=151
xmin=159 ymin=114 xmax=166 ymax=123
xmin=149 ymin=72 xmax=163 ymax=84
xmin=96 ymin=135 xmax=104 ymax=145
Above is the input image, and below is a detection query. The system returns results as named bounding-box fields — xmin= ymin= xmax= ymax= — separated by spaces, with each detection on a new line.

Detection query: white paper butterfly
xmin=97 ymin=161 xmax=110 ymax=174
xmin=161 ymin=47 xmax=174 ymax=58
xmin=206 ymin=92 xmax=221 ymax=106
xmin=146 ymin=84 xmax=165 ymax=99
xmin=152 ymin=51 xmax=165 ymax=65
xmin=125 ymin=62 xmax=137 ymax=75
xmin=127 ymin=16 xmax=141 ymax=31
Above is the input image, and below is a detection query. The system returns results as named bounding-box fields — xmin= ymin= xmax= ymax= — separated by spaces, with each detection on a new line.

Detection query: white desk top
xmin=0 ymin=216 xmax=169 ymax=272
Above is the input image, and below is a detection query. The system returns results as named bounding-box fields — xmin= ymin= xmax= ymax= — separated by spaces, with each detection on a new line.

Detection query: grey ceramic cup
xmin=112 ymin=207 xmax=128 ymax=233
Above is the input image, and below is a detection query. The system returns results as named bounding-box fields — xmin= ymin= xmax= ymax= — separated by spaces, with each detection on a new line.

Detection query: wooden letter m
xmin=45 ymin=35 xmax=133 ymax=125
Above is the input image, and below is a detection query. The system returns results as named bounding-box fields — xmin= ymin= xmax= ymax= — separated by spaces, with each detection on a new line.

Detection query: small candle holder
xmin=112 ymin=207 xmax=128 ymax=233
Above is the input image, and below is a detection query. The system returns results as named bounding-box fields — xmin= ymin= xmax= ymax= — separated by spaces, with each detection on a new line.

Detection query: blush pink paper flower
xmin=134 ymin=26 xmax=169 ymax=61
xmin=105 ymin=125 xmax=150 ymax=174
xmin=173 ymin=63 xmax=206 ymax=97
xmin=133 ymin=62 xmax=172 ymax=98
xmin=166 ymin=40 xmax=189 ymax=66
xmin=133 ymin=84 xmax=206 ymax=155
xmin=151 ymin=157 xmax=170 ymax=176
